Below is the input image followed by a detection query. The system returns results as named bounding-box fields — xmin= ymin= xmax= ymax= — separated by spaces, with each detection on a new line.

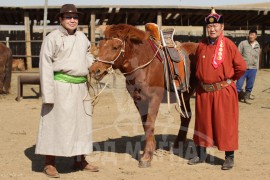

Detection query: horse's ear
xmin=128 ymin=34 xmax=145 ymax=44
xmin=104 ymin=25 xmax=110 ymax=37
xmin=127 ymin=29 xmax=147 ymax=44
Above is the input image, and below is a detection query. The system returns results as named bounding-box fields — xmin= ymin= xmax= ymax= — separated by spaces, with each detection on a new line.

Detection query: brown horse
xmin=0 ymin=43 xmax=12 ymax=94
xmin=89 ymin=24 xmax=198 ymax=167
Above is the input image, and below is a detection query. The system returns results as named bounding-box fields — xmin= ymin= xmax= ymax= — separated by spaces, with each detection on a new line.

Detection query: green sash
xmin=54 ymin=72 xmax=87 ymax=84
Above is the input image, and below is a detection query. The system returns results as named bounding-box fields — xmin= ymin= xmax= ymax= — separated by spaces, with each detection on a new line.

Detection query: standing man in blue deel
xmin=236 ymin=29 xmax=260 ymax=104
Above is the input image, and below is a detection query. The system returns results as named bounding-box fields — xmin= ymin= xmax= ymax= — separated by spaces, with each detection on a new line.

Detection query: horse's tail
xmin=3 ymin=48 xmax=12 ymax=93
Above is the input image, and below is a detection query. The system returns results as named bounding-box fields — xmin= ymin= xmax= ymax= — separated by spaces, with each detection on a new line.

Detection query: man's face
xmin=248 ymin=33 xmax=257 ymax=43
xmin=206 ymin=23 xmax=224 ymax=40
xmin=59 ymin=13 xmax=79 ymax=34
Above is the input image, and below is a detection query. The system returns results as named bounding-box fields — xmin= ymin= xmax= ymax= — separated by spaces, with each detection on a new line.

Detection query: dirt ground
xmin=0 ymin=69 xmax=270 ymax=180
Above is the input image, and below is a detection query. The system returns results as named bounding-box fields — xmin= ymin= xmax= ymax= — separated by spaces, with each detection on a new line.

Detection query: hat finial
xmin=211 ymin=7 xmax=216 ymax=14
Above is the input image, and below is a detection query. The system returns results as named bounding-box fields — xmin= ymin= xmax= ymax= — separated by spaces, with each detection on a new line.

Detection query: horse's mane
xmin=104 ymin=24 xmax=148 ymax=43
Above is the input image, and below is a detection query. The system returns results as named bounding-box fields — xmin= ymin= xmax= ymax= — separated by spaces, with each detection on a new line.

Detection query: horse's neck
xmin=122 ymin=41 xmax=154 ymax=68
xmin=121 ymin=40 xmax=163 ymax=78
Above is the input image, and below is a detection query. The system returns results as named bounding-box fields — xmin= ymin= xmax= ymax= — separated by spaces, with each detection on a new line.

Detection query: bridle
xmin=94 ymin=37 xmax=160 ymax=75
xmin=94 ymin=37 xmax=125 ymax=65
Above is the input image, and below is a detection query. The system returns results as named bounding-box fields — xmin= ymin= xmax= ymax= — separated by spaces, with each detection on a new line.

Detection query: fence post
xmin=5 ymin=37 xmax=9 ymax=48
xmin=24 ymin=11 xmax=32 ymax=70
xmin=90 ymin=12 xmax=96 ymax=44
xmin=157 ymin=11 xmax=162 ymax=28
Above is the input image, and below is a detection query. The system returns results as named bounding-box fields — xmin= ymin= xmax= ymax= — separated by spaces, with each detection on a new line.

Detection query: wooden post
xmin=6 ymin=37 xmax=9 ymax=48
xmin=90 ymin=12 xmax=96 ymax=45
xmin=157 ymin=11 xmax=162 ymax=28
xmin=43 ymin=0 xmax=48 ymax=39
xmin=24 ymin=11 xmax=32 ymax=70
xmin=261 ymin=25 xmax=265 ymax=68
xmin=125 ymin=12 xmax=128 ymax=24
xmin=203 ymin=25 xmax=207 ymax=38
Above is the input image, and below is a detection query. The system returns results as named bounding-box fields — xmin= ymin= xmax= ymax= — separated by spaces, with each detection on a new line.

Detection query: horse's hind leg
xmin=174 ymin=96 xmax=191 ymax=149
xmin=0 ymin=63 xmax=4 ymax=94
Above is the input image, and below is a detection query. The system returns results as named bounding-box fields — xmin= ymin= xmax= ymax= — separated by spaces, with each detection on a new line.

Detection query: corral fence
xmin=0 ymin=31 xmax=42 ymax=69
xmin=1 ymin=30 xmax=270 ymax=69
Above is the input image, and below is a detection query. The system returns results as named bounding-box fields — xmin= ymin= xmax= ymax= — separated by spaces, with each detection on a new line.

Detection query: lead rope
xmin=88 ymin=67 xmax=115 ymax=107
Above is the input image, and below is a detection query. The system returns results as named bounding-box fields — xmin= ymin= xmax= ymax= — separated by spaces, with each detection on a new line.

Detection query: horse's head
xmin=89 ymin=37 xmax=125 ymax=80
xmin=89 ymin=24 xmax=148 ymax=81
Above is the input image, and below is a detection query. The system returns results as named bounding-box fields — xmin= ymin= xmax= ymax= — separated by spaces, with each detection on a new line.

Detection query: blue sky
xmin=1 ymin=0 xmax=270 ymax=7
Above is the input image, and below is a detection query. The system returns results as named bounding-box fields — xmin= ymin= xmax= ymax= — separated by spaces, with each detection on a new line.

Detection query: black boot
xmin=222 ymin=151 xmax=234 ymax=170
xmin=238 ymin=90 xmax=245 ymax=102
xmin=188 ymin=146 xmax=206 ymax=165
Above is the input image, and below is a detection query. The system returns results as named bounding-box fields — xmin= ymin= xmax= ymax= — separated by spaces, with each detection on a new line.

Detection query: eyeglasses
xmin=63 ymin=15 xmax=79 ymax=20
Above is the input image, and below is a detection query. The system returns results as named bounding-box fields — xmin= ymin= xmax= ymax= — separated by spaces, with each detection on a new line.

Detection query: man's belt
xmin=54 ymin=72 xmax=87 ymax=84
xmin=201 ymin=79 xmax=232 ymax=92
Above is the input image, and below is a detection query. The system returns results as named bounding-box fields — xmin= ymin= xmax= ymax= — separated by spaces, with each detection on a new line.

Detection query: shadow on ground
xmin=24 ymin=134 xmax=224 ymax=173
xmin=93 ymin=134 xmax=224 ymax=165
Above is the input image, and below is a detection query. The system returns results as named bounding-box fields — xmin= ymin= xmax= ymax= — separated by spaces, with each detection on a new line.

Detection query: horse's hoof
xmin=138 ymin=161 xmax=151 ymax=168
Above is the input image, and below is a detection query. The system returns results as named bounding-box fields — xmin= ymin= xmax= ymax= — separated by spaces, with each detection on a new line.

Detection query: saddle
xmin=145 ymin=23 xmax=190 ymax=92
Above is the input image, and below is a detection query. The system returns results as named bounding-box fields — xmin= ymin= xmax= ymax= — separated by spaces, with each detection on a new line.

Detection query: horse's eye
xmin=113 ymin=47 xmax=118 ymax=50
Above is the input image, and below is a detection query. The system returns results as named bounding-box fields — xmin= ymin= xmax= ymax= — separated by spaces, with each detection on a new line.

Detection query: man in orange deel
xmin=188 ymin=8 xmax=246 ymax=170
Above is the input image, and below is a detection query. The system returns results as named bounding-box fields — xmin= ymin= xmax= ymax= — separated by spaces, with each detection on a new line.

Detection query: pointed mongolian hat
xmin=205 ymin=7 xmax=224 ymax=24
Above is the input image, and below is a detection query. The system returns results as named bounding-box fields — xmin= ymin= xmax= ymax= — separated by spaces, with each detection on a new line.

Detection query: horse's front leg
xmin=134 ymin=97 xmax=161 ymax=168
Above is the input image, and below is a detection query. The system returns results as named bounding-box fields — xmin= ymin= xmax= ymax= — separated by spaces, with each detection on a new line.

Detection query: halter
xmin=94 ymin=37 xmax=125 ymax=65
xmin=94 ymin=37 xmax=160 ymax=75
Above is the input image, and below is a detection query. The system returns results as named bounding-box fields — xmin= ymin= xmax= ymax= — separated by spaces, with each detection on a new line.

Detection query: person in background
xmin=187 ymin=8 xmax=246 ymax=170
xmin=236 ymin=29 xmax=260 ymax=104
xmin=35 ymin=4 xmax=98 ymax=178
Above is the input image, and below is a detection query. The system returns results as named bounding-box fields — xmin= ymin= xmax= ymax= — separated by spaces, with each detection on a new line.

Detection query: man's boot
xmin=73 ymin=155 xmax=99 ymax=172
xmin=188 ymin=146 xmax=207 ymax=165
xmin=249 ymin=93 xmax=255 ymax=100
xmin=222 ymin=151 xmax=234 ymax=170
xmin=43 ymin=155 xmax=60 ymax=178
xmin=243 ymin=91 xmax=252 ymax=104
xmin=238 ymin=90 xmax=245 ymax=102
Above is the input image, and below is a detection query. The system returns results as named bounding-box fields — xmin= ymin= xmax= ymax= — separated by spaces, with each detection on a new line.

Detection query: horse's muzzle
xmin=90 ymin=68 xmax=107 ymax=81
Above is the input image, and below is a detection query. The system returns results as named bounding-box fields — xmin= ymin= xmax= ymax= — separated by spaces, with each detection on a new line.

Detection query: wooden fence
xmin=1 ymin=30 xmax=270 ymax=68
xmin=0 ymin=31 xmax=42 ymax=68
